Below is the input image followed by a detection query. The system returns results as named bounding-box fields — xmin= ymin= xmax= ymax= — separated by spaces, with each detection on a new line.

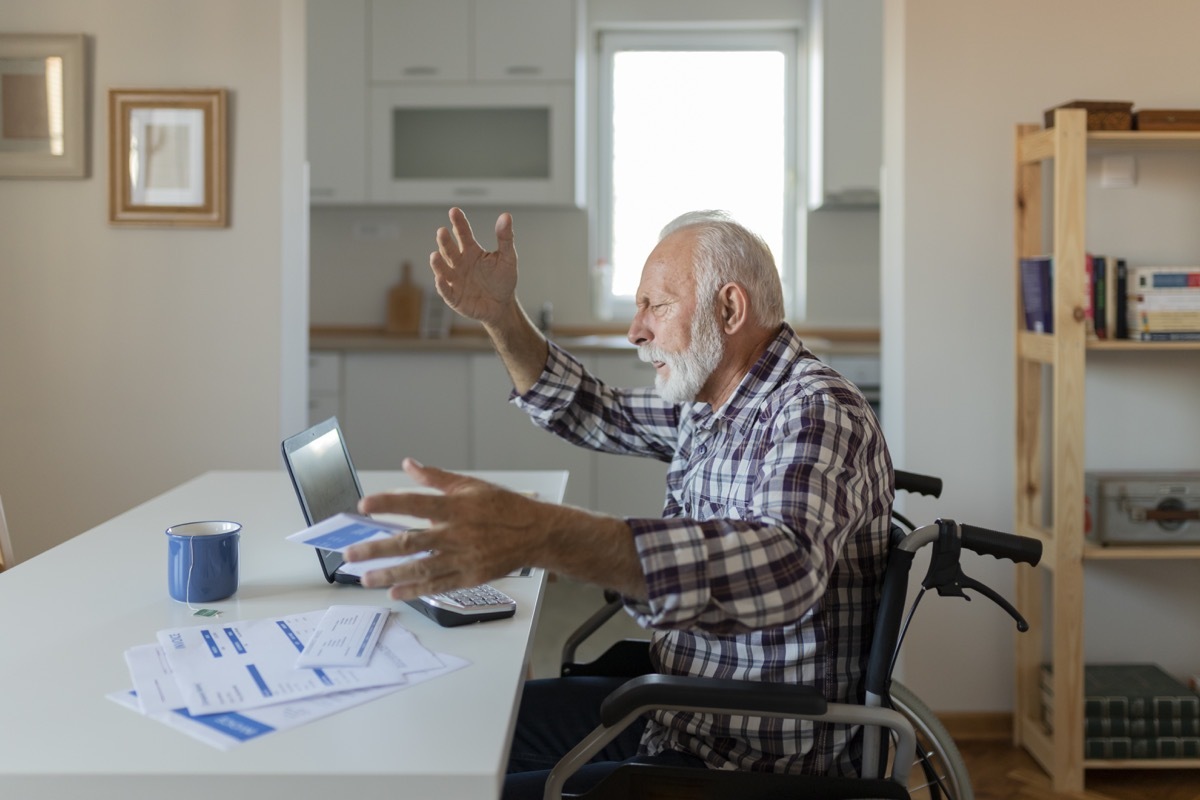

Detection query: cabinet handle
xmin=505 ymin=65 xmax=543 ymax=76
xmin=403 ymin=66 xmax=439 ymax=77
xmin=453 ymin=186 xmax=489 ymax=197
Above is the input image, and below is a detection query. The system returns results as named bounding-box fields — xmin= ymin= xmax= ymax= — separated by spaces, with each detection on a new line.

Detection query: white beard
xmin=638 ymin=308 xmax=726 ymax=404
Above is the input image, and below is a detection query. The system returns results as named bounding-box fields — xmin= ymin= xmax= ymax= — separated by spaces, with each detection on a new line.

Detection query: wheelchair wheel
xmin=888 ymin=681 xmax=973 ymax=800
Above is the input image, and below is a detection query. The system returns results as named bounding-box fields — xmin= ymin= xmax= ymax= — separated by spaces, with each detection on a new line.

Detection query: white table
xmin=0 ymin=469 xmax=567 ymax=800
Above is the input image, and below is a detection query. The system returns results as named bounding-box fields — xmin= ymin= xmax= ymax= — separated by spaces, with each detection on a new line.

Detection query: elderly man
xmin=346 ymin=207 xmax=894 ymax=797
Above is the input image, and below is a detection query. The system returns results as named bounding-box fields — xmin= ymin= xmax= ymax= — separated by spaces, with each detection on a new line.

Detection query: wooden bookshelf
xmin=1013 ymin=109 xmax=1200 ymax=791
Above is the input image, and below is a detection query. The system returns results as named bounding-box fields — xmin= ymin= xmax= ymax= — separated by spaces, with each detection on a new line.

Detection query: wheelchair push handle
xmin=960 ymin=523 xmax=1042 ymax=567
xmin=894 ymin=470 xmax=943 ymax=498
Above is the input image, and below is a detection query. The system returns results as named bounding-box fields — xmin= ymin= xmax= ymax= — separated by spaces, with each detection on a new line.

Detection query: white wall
xmin=0 ymin=0 xmax=308 ymax=561
xmin=884 ymin=0 xmax=1200 ymax=711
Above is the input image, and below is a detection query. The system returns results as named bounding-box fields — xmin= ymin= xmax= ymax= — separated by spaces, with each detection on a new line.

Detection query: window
xmin=591 ymin=29 xmax=800 ymax=318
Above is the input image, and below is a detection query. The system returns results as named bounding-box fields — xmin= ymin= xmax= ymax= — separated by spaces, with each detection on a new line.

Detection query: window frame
xmin=588 ymin=27 xmax=804 ymax=320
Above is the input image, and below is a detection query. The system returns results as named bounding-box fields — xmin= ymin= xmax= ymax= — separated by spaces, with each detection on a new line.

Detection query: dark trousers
xmin=502 ymin=677 xmax=707 ymax=800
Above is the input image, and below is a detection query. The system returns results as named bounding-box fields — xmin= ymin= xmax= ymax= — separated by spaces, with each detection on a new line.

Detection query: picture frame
xmin=0 ymin=33 xmax=87 ymax=179
xmin=108 ymin=87 xmax=228 ymax=227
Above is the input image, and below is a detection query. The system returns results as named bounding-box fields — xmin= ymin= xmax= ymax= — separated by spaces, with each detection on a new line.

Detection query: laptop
xmin=281 ymin=417 xmax=515 ymax=626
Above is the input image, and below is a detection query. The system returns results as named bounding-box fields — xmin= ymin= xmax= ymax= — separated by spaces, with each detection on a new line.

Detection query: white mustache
xmin=638 ymin=344 xmax=670 ymax=364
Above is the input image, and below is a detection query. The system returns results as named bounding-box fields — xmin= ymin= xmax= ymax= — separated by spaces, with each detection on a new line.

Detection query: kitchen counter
xmin=309 ymin=325 xmax=880 ymax=356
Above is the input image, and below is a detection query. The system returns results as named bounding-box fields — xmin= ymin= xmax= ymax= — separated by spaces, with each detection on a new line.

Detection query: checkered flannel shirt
xmin=513 ymin=324 xmax=894 ymax=776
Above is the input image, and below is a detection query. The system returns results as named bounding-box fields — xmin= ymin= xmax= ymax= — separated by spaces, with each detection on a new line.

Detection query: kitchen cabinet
xmin=591 ymin=353 xmax=669 ymax=518
xmin=306 ymin=0 xmax=368 ymax=204
xmin=308 ymin=0 xmax=578 ymax=206
xmin=307 ymin=351 xmax=343 ymax=426
xmin=312 ymin=346 xmax=700 ymax=518
xmin=368 ymin=82 xmax=575 ymax=206
xmin=806 ymin=0 xmax=882 ymax=208
xmin=340 ymin=352 xmax=472 ymax=470
xmin=369 ymin=0 xmax=574 ymax=83
xmin=469 ymin=355 xmax=595 ymax=510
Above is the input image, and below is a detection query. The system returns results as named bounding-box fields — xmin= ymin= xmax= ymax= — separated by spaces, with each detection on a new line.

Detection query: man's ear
xmin=716 ymin=282 xmax=750 ymax=334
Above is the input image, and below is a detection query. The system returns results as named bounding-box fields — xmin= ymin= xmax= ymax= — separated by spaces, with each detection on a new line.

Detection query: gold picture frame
xmin=108 ymin=87 xmax=228 ymax=227
xmin=0 ymin=33 xmax=87 ymax=178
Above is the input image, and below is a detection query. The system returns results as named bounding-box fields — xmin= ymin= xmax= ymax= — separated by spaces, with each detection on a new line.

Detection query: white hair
xmin=658 ymin=211 xmax=785 ymax=327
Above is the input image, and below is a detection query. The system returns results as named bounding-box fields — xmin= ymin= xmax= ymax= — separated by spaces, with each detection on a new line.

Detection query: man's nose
xmin=627 ymin=311 xmax=650 ymax=346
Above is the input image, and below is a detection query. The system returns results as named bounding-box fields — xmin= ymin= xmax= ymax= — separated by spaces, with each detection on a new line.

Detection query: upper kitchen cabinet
xmin=806 ymin=0 xmax=882 ymax=209
xmin=307 ymin=0 xmax=369 ymax=204
xmin=308 ymin=0 xmax=579 ymax=206
xmin=371 ymin=0 xmax=574 ymax=83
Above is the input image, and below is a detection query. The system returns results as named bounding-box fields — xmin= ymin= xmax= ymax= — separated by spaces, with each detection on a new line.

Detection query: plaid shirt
xmin=514 ymin=324 xmax=894 ymax=776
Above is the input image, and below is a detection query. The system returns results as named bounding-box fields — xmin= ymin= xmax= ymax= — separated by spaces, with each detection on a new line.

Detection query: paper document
xmin=296 ymin=605 xmax=390 ymax=668
xmin=155 ymin=609 xmax=441 ymax=715
xmin=286 ymin=512 xmax=428 ymax=576
xmin=109 ymin=652 xmax=469 ymax=750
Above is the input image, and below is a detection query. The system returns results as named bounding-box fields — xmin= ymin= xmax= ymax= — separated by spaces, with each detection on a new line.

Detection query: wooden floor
xmin=959 ymin=741 xmax=1200 ymax=800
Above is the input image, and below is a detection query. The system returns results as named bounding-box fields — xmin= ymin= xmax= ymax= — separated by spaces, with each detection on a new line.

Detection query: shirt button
xmin=697 ymin=444 xmax=707 ymax=456
xmin=759 ymin=408 xmax=770 ymax=421
xmin=684 ymin=502 xmax=692 ymax=515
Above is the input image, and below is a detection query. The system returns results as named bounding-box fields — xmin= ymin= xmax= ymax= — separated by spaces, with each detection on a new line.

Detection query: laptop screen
xmin=281 ymin=417 xmax=364 ymax=582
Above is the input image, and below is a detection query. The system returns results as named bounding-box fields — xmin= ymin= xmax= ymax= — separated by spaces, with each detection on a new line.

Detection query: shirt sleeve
xmin=512 ymin=341 xmax=679 ymax=462
xmin=622 ymin=389 xmax=893 ymax=635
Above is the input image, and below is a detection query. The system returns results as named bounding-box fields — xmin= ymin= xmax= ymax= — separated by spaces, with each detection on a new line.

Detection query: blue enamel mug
xmin=165 ymin=520 xmax=241 ymax=603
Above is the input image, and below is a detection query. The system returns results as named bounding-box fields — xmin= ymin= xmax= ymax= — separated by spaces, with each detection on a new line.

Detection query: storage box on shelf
xmin=1013 ymin=107 xmax=1200 ymax=792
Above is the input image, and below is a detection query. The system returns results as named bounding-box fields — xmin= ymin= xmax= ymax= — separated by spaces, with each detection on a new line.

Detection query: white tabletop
xmin=0 ymin=469 xmax=567 ymax=800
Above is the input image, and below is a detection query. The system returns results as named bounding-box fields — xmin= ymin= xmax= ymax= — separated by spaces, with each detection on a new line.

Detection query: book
xmin=1082 ymin=664 xmax=1200 ymax=721
xmin=1134 ymin=310 xmax=1200 ymax=331
xmin=1085 ymin=736 xmax=1200 ymax=760
xmin=1085 ymin=253 xmax=1096 ymax=339
xmin=1114 ymin=258 xmax=1129 ymax=339
xmin=1135 ymin=266 xmax=1200 ymax=289
xmin=1020 ymin=256 xmax=1053 ymax=333
xmin=1137 ymin=331 xmax=1200 ymax=341
xmin=1086 ymin=715 xmax=1200 ymax=737
xmin=1093 ymin=256 xmax=1108 ymax=339
xmin=1042 ymin=664 xmax=1200 ymax=759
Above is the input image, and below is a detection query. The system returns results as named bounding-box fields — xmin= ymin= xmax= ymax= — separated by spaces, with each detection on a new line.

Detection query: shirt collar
xmin=700 ymin=324 xmax=810 ymax=432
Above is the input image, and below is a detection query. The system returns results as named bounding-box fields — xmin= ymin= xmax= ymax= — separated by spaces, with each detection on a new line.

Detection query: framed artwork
xmin=108 ymin=87 xmax=228 ymax=227
xmin=0 ymin=33 xmax=87 ymax=178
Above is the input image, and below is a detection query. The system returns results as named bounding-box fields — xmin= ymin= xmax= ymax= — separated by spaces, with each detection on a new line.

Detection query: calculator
xmin=405 ymin=584 xmax=517 ymax=627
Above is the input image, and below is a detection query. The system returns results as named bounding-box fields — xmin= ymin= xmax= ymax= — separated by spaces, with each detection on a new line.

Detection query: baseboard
xmin=938 ymin=710 xmax=1014 ymax=742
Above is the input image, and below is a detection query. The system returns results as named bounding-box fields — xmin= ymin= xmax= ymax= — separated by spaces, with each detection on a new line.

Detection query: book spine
xmin=1132 ymin=287 xmax=1200 ymax=307
xmin=1137 ymin=331 xmax=1200 ymax=341
xmin=1086 ymin=716 xmax=1200 ymax=737
xmin=1085 ymin=693 xmax=1200 ymax=720
xmin=1085 ymin=254 xmax=1096 ymax=338
xmin=1114 ymin=259 xmax=1129 ymax=339
xmin=1020 ymin=256 xmax=1053 ymax=333
xmin=1094 ymin=256 xmax=1108 ymax=339
xmin=1085 ymin=736 xmax=1200 ymax=760
xmin=1135 ymin=268 xmax=1200 ymax=289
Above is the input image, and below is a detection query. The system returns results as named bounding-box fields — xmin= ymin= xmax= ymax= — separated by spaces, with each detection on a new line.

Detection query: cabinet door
xmin=307 ymin=0 xmax=368 ymax=203
xmin=473 ymin=0 xmax=575 ymax=82
xmin=469 ymin=355 xmax=594 ymax=510
xmin=370 ymin=0 xmax=470 ymax=82
xmin=807 ymin=0 xmax=882 ymax=207
xmin=592 ymin=354 xmax=670 ymax=518
xmin=308 ymin=351 xmax=343 ymax=426
xmin=341 ymin=352 xmax=472 ymax=470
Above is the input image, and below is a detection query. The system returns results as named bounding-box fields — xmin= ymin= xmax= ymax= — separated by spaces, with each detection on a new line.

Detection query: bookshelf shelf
xmin=1013 ymin=109 xmax=1200 ymax=792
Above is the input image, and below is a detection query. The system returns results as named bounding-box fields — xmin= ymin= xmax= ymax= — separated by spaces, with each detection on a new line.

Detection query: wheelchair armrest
xmin=562 ymin=639 xmax=653 ymax=678
xmin=598 ymin=674 xmax=827 ymax=726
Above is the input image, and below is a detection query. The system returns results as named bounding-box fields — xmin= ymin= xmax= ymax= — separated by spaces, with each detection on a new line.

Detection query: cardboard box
xmin=1136 ymin=109 xmax=1200 ymax=131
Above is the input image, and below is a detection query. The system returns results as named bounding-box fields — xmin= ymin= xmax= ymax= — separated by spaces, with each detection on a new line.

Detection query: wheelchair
xmin=545 ymin=471 xmax=1043 ymax=800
